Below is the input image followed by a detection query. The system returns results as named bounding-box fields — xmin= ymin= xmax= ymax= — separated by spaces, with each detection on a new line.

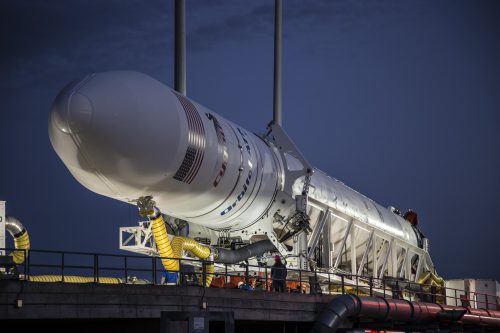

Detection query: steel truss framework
xmin=304 ymin=197 xmax=433 ymax=284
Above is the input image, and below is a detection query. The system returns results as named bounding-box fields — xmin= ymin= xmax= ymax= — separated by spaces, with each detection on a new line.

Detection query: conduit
xmin=214 ymin=239 xmax=275 ymax=264
xmin=147 ymin=211 xmax=273 ymax=286
xmin=310 ymin=294 xmax=500 ymax=333
xmin=171 ymin=236 xmax=214 ymax=287
xmin=418 ymin=270 xmax=445 ymax=286
xmin=150 ymin=214 xmax=178 ymax=272
xmin=417 ymin=270 xmax=445 ymax=303
xmin=5 ymin=216 xmax=30 ymax=264
xmin=138 ymin=197 xmax=216 ymax=287
xmin=28 ymin=275 xmax=121 ymax=284
xmin=148 ymin=210 xmax=215 ymax=286
xmin=171 ymin=236 xmax=211 ymax=266
xmin=5 ymin=217 xmax=121 ymax=284
xmin=461 ymin=308 xmax=500 ymax=327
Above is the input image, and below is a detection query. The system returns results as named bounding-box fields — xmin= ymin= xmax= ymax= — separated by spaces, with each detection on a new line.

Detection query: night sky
xmin=1 ymin=1 xmax=499 ymax=281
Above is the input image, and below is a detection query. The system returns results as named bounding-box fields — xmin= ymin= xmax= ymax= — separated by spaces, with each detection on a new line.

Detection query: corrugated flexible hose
xmin=6 ymin=216 xmax=120 ymax=284
xmin=214 ymin=239 xmax=275 ymax=264
xmin=12 ymin=230 xmax=30 ymax=264
xmin=148 ymin=211 xmax=214 ymax=287
xmin=418 ymin=270 xmax=445 ymax=286
xmin=138 ymin=197 xmax=218 ymax=287
xmin=172 ymin=236 xmax=214 ymax=287
xmin=5 ymin=216 xmax=30 ymax=264
xmin=29 ymin=275 xmax=121 ymax=284
xmin=418 ymin=270 xmax=445 ymax=303
xmin=150 ymin=214 xmax=178 ymax=272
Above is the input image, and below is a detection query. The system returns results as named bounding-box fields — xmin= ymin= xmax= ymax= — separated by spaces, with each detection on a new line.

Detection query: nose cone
xmin=52 ymin=80 xmax=93 ymax=134
xmin=49 ymin=71 xmax=183 ymax=201
xmin=48 ymin=75 xmax=96 ymax=171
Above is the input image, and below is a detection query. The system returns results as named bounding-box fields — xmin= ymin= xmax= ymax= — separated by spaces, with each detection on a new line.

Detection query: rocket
xmin=48 ymin=1 xmax=437 ymax=279
xmin=49 ymin=70 xmax=434 ymax=278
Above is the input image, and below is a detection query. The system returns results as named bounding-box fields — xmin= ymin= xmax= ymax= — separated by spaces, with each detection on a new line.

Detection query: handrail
xmin=1 ymin=247 xmax=498 ymax=310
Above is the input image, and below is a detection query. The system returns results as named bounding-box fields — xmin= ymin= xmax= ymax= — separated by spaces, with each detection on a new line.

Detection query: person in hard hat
xmin=271 ymin=255 xmax=287 ymax=292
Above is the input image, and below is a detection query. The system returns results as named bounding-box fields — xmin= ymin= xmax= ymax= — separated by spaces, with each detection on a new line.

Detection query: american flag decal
xmin=173 ymin=92 xmax=205 ymax=184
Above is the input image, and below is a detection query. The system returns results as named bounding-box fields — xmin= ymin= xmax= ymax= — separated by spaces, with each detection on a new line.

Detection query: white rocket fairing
xmin=49 ymin=71 xmax=279 ymax=231
xmin=49 ymin=71 xmax=434 ymax=279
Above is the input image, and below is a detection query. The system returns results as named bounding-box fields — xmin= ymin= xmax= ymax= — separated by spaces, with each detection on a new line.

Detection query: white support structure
xmin=333 ymin=219 xmax=353 ymax=270
xmin=119 ymin=221 xmax=159 ymax=256
xmin=357 ymin=230 xmax=374 ymax=276
xmin=303 ymin=195 xmax=433 ymax=285
xmin=307 ymin=209 xmax=329 ymax=258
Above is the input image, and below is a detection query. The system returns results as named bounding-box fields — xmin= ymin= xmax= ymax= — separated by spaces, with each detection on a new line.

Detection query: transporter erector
xmin=49 ymin=71 xmax=437 ymax=286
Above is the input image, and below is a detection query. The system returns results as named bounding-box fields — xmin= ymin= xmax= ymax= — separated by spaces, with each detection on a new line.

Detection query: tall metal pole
xmin=273 ymin=0 xmax=282 ymax=126
xmin=175 ymin=0 xmax=186 ymax=95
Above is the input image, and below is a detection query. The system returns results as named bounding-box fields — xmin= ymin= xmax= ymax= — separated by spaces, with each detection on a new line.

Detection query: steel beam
xmin=333 ymin=219 xmax=353 ymax=270
xmin=307 ymin=209 xmax=330 ymax=258
xmin=357 ymin=229 xmax=374 ymax=276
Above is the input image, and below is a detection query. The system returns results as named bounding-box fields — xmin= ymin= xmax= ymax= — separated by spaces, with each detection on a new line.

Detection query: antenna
xmin=273 ymin=0 xmax=282 ymax=126
xmin=175 ymin=0 xmax=186 ymax=95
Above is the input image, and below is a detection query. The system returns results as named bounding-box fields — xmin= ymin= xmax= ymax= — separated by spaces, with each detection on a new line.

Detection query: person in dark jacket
xmin=271 ymin=255 xmax=287 ymax=292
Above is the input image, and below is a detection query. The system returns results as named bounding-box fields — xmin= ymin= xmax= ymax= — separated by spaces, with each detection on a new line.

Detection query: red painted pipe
xmin=461 ymin=308 xmax=500 ymax=327
xmin=311 ymin=295 xmax=500 ymax=333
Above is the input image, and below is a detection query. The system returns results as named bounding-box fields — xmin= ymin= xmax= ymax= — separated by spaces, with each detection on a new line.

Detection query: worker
xmin=271 ymin=255 xmax=287 ymax=292
xmin=237 ymin=281 xmax=254 ymax=291
xmin=162 ymin=271 xmax=178 ymax=285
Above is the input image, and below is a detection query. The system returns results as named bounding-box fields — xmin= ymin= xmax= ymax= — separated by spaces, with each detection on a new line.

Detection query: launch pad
xmin=1 ymin=280 xmax=321 ymax=332
xmin=1 ymin=245 xmax=499 ymax=332
xmin=2 ymin=278 xmax=500 ymax=333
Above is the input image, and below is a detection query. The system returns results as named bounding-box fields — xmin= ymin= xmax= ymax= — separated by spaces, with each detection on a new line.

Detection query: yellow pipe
xmin=204 ymin=262 xmax=215 ymax=287
xmin=417 ymin=271 xmax=431 ymax=285
xmin=149 ymin=214 xmax=214 ymax=286
xmin=171 ymin=236 xmax=214 ymax=287
xmin=6 ymin=221 xmax=120 ymax=284
xmin=329 ymin=285 xmax=370 ymax=296
xmin=11 ymin=230 xmax=30 ymax=264
xmin=418 ymin=270 xmax=445 ymax=304
xmin=430 ymin=272 xmax=444 ymax=285
xmin=28 ymin=275 xmax=121 ymax=284
xmin=138 ymin=198 xmax=214 ymax=286
xmin=150 ymin=214 xmax=178 ymax=272
xmin=418 ymin=271 xmax=444 ymax=287
xmin=171 ymin=236 xmax=211 ymax=260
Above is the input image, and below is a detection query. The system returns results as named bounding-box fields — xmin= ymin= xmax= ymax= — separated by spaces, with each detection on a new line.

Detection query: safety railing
xmin=1 ymin=247 xmax=498 ymax=311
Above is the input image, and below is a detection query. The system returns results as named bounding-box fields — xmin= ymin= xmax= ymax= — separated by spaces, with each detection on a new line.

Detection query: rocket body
xmin=49 ymin=71 xmax=419 ymax=250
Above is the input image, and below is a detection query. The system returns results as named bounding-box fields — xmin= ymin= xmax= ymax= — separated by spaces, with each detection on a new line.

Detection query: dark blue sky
xmin=1 ymin=0 xmax=499 ymax=280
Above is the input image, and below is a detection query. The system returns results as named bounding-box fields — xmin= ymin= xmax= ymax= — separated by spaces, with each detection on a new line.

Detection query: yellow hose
xmin=150 ymin=215 xmax=178 ymax=272
xmin=171 ymin=237 xmax=211 ymax=260
xmin=418 ymin=270 xmax=445 ymax=303
xmin=418 ymin=271 xmax=444 ymax=286
xmin=137 ymin=197 xmax=215 ymax=286
xmin=171 ymin=236 xmax=214 ymax=287
xmin=150 ymin=215 xmax=214 ymax=286
xmin=204 ymin=262 xmax=215 ymax=287
xmin=28 ymin=275 xmax=121 ymax=284
xmin=329 ymin=285 xmax=370 ymax=296
xmin=10 ymin=215 xmax=213 ymax=286
xmin=11 ymin=230 xmax=30 ymax=264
